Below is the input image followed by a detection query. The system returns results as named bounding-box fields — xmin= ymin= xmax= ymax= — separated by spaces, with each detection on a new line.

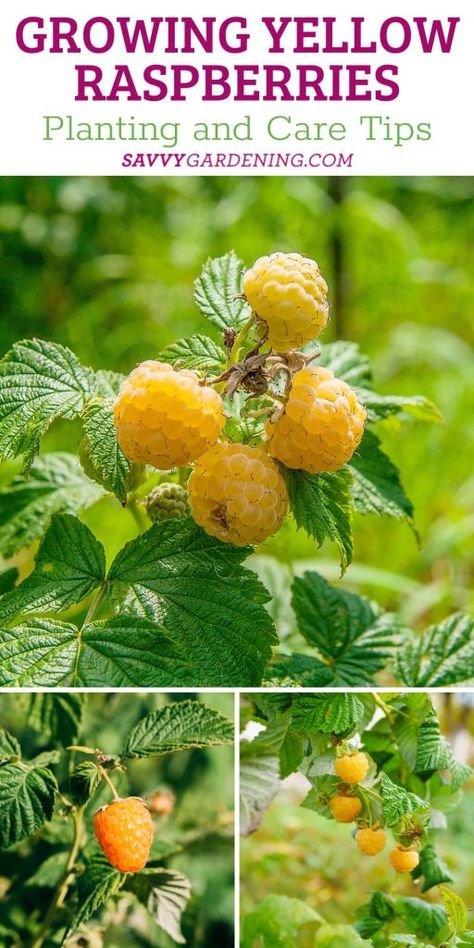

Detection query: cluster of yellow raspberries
xmin=114 ymin=252 xmax=366 ymax=546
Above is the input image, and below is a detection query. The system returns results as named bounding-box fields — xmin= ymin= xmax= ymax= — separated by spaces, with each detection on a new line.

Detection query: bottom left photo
xmin=0 ymin=692 xmax=235 ymax=948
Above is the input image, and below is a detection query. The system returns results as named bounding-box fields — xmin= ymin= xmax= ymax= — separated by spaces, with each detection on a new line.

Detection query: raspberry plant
xmin=240 ymin=692 xmax=474 ymax=947
xmin=0 ymin=250 xmax=472 ymax=687
xmin=0 ymin=695 xmax=234 ymax=946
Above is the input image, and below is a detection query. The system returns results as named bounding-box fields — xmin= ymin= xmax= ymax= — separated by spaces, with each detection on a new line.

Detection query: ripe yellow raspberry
xmin=148 ymin=788 xmax=176 ymax=819
xmin=356 ymin=827 xmax=386 ymax=856
xmin=187 ymin=442 xmax=288 ymax=546
xmin=329 ymin=794 xmax=362 ymax=823
xmin=389 ymin=846 xmax=420 ymax=874
xmin=93 ymin=797 xmax=154 ymax=873
xmin=242 ymin=252 xmax=329 ymax=351
xmin=113 ymin=361 xmax=225 ymax=470
xmin=266 ymin=366 xmax=366 ymax=473
xmin=335 ymin=752 xmax=369 ymax=785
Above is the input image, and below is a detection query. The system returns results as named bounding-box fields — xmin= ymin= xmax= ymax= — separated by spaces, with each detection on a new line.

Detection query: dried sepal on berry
xmin=243 ymin=252 xmax=329 ymax=351
xmin=187 ymin=442 xmax=288 ymax=546
xmin=114 ymin=361 xmax=225 ymax=470
xmin=266 ymin=366 xmax=366 ymax=474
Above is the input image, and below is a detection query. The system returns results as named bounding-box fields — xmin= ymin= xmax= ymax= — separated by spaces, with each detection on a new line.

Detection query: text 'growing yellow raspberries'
xmin=242 ymin=252 xmax=329 ymax=351
xmin=266 ymin=366 xmax=366 ymax=473
xmin=113 ymin=361 xmax=225 ymax=470
xmin=188 ymin=442 xmax=289 ymax=546
xmin=94 ymin=797 xmax=154 ymax=873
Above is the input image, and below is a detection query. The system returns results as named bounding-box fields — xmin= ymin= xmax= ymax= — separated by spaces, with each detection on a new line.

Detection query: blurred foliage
xmin=0 ymin=691 xmax=234 ymax=947
xmin=0 ymin=176 xmax=473 ymax=626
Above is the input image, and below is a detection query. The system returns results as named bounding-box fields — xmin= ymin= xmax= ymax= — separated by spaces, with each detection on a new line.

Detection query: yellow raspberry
xmin=187 ymin=442 xmax=288 ymax=546
xmin=335 ymin=752 xmax=369 ymax=785
xmin=356 ymin=827 xmax=386 ymax=856
xmin=93 ymin=797 xmax=154 ymax=873
xmin=113 ymin=361 xmax=225 ymax=470
xmin=242 ymin=252 xmax=329 ymax=351
xmin=329 ymin=795 xmax=362 ymax=823
xmin=389 ymin=846 xmax=420 ymax=874
xmin=266 ymin=366 xmax=366 ymax=473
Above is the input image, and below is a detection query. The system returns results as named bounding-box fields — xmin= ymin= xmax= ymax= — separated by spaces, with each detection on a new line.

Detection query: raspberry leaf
xmin=27 ymin=693 xmax=85 ymax=745
xmin=396 ymin=613 xmax=474 ymax=687
xmin=240 ymin=752 xmax=280 ymax=836
xmin=0 ymin=568 xmax=19 ymax=594
xmin=0 ymin=729 xmax=21 ymax=761
xmin=0 ymin=760 xmax=57 ymax=850
xmin=415 ymin=709 xmax=451 ymax=773
xmin=80 ymin=400 xmax=141 ymax=503
xmin=318 ymin=340 xmax=373 ymax=388
xmin=0 ymin=514 xmax=106 ymax=626
xmin=396 ymin=897 xmax=447 ymax=940
xmin=70 ymin=761 xmax=101 ymax=805
xmin=379 ymin=772 xmax=429 ymax=826
xmin=0 ymin=616 xmax=187 ymax=687
xmin=66 ymin=866 xmax=126 ymax=934
xmin=412 ymin=842 xmax=453 ymax=892
xmin=349 ymin=430 xmax=416 ymax=529
xmin=356 ymin=389 xmax=443 ymax=424
xmin=107 ymin=519 xmax=277 ymax=686
xmin=241 ymin=895 xmax=322 ymax=948
xmin=128 ymin=868 xmax=191 ymax=944
xmin=159 ymin=334 xmax=227 ymax=373
xmin=123 ymin=699 xmax=234 ymax=757
xmin=194 ymin=251 xmax=250 ymax=330
xmin=439 ymin=887 xmax=467 ymax=935
xmin=285 ymin=468 xmax=353 ymax=573
xmin=0 ymin=339 xmax=96 ymax=469
xmin=0 ymin=453 xmax=105 ymax=559
xmin=289 ymin=694 xmax=368 ymax=736
xmin=290 ymin=571 xmax=399 ymax=686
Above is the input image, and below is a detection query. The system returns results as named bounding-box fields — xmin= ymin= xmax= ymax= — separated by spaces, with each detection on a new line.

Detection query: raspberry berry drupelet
xmin=335 ymin=751 xmax=369 ymax=785
xmin=329 ymin=794 xmax=362 ymax=823
xmin=94 ymin=797 xmax=154 ymax=873
xmin=355 ymin=826 xmax=386 ymax=856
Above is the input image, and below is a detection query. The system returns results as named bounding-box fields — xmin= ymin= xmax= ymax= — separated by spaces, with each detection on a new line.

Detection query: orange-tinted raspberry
xmin=266 ymin=367 xmax=366 ymax=473
xmin=356 ymin=827 xmax=386 ymax=856
xmin=113 ymin=361 xmax=225 ymax=470
xmin=329 ymin=795 xmax=362 ymax=823
xmin=389 ymin=846 xmax=420 ymax=873
xmin=335 ymin=752 xmax=369 ymax=785
xmin=243 ymin=252 xmax=329 ymax=351
xmin=187 ymin=443 xmax=288 ymax=546
xmin=94 ymin=797 xmax=154 ymax=873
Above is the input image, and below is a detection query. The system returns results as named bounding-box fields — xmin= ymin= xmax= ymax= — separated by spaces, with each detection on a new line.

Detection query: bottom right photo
xmin=240 ymin=691 xmax=474 ymax=947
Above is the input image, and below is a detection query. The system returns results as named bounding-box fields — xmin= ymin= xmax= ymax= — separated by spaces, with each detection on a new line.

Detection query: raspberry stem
xmin=227 ymin=313 xmax=256 ymax=366
xmin=29 ymin=808 xmax=84 ymax=948
xmin=99 ymin=765 xmax=121 ymax=801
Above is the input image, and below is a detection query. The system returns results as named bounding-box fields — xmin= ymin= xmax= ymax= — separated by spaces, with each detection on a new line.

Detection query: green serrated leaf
xmin=70 ymin=761 xmax=101 ymax=805
xmin=80 ymin=400 xmax=143 ymax=503
xmin=356 ymin=891 xmax=396 ymax=939
xmin=0 ymin=339 xmax=96 ymax=468
xmin=241 ymin=894 xmax=322 ymax=948
xmin=318 ymin=341 xmax=372 ymax=388
xmin=0 ymin=728 xmax=21 ymax=761
xmin=415 ymin=710 xmax=451 ymax=774
xmin=302 ymin=777 xmax=340 ymax=819
xmin=107 ymin=519 xmax=276 ymax=687
xmin=26 ymin=851 xmax=67 ymax=888
xmin=94 ymin=369 xmax=125 ymax=397
xmin=379 ymin=772 xmax=429 ymax=827
xmin=28 ymin=693 xmax=85 ymax=745
xmin=396 ymin=613 xmax=474 ymax=688
xmin=439 ymin=887 xmax=468 ymax=935
xmin=194 ymin=251 xmax=250 ymax=331
xmin=397 ymin=896 xmax=446 ymax=939
xmin=0 ymin=761 xmax=57 ymax=849
xmin=279 ymin=730 xmax=306 ymax=779
xmin=123 ymin=700 xmax=234 ymax=757
xmin=0 ymin=514 xmax=105 ymax=626
xmin=240 ymin=753 xmax=280 ymax=836
xmin=67 ymin=867 xmax=125 ymax=934
xmin=412 ymin=841 xmax=453 ymax=892
xmin=349 ymin=429 xmax=415 ymax=528
xmin=128 ymin=869 xmax=191 ymax=944
xmin=159 ymin=334 xmax=227 ymax=373
xmin=290 ymin=694 xmax=366 ymax=736
xmin=0 ymin=453 xmax=105 ymax=558
xmin=355 ymin=388 xmax=443 ymax=424
xmin=0 ymin=568 xmax=19 ymax=595
xmin=0 ymin=616 xmax=188 ymax=687
xmin=291 ymin=571 xmax=399 ymax=686
xmin=285 ymin=468 xmax=353 ymax=573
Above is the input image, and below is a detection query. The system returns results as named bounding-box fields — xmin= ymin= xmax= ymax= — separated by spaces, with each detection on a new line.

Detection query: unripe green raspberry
xmin=188 ymin=442 xmax=288 ymax=546
xmin=144 ymin=483 xmax=190 ymax=522
xmin=266 ymin=366 xmax=366 ymax=473
xmin=113 ymin=361 xmax=225 ymax=470
xmin=243 ymin=252 xmax=329 ymax=351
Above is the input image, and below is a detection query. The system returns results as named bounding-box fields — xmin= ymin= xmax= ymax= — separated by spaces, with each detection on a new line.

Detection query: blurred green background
xmin=240 ymin=693 xmax=474 ymax=936
xmin=0 ymin=691 xmax=234 ymax=947
xmin=0 ymin=176 xmax=472 ymax=628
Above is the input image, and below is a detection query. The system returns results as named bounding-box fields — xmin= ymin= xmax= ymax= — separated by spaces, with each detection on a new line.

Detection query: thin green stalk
xmin=128 ymin=498 xmax=148 ymax=532
xmin=227 ymin=313 xmax=256 ymax=366
xmin=29 ymin=808 xmax=84 ymax=948
xmin=98 ymin=766 xmax=120 ymax=801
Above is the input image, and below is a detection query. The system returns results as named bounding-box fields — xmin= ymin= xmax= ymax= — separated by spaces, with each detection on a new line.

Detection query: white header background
xmin=0 ymin=0 xmax=472 ymax=175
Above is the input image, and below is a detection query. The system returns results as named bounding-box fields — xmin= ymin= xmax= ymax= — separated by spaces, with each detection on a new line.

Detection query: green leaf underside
xmin=240 ymin=753 xmax=281 ymax=835
xmin=396 ymin=613 xmax=474 ymax=687
xmin=159 ymin=334 xmax=227 ymax=373
xmin=0 ymin=339 xmax=95 ymax=468
xmin=0 ymin=728 xmax=21 ymax=761
xmin=415 ymin=711 xmax=451 ymax=773
xmin=355 ymin=388 xmax=443 ymax=424
xmin=80 ymin=400 xmax=135 ymax=503
xmin=379 ymin=772 xmax=429 ymax=826
xmin=0 ymin=616 xmax=188 ymax=687
xmin=349 ymin=429 xmax=415 ymax=526
xmin=194 ymin=250 xmax=250 ymax=330
xmin=290 ymin=694 xmax=366 ymax=736
xmin=123 ymin=700 xmax=234 ymax=757
xmin=0 ymin=514 xmax=106 ymax=626
xmin=0 ymin=453 xmax=105 ymax=559
xmin=285 ymin=468 xmax=353 ymax=573
xmin=28 ymin=693 xmax=84 ymax=745
xmin=108 ymin=519 xmax=276 ymax=686
xmin=291 ymin=571 xmax=399 ymax=686
xmin=129 ymin=869 xmax=191 ymax=944
xmin=0 ymin=762 xmax=57 ymax=849
xmin=439 ymin=886 xmax=468 ymax=935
